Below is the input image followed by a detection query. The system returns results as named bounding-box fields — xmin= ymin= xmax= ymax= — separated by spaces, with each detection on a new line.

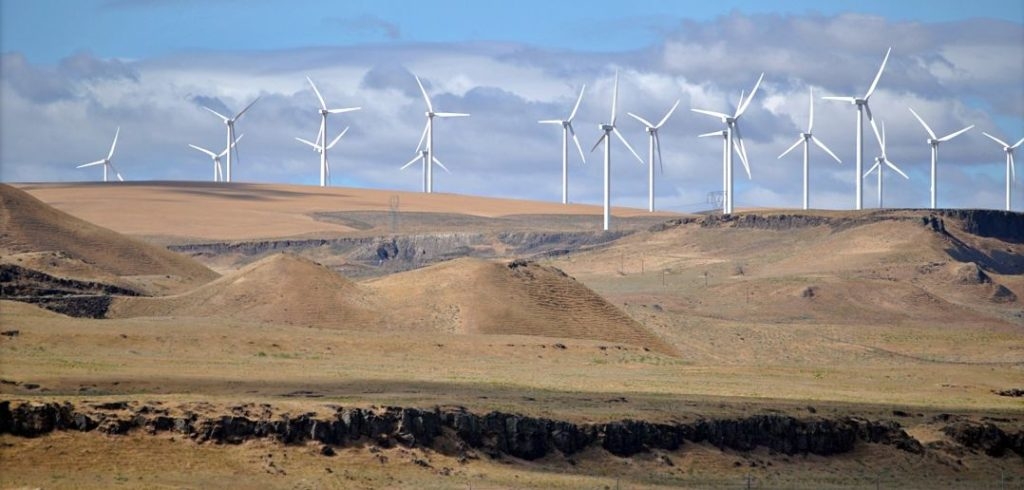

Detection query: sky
xmin=1 ymin=0 xmax=1023 ymax=213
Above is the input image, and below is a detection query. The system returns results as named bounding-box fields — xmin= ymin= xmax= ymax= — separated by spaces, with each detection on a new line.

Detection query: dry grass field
xmin=2 ymin=182 xmax=1023 ymax=488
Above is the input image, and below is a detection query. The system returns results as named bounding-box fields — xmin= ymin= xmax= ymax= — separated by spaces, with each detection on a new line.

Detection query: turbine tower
xmin=907 ymin=107 xmax=974 ymax=209
xmin=778 ymin=88 xmax=842 ymax=210
xmin=189 ymin=134 xmax=243 ymax=182
xmin=628 ymin=99 xmax=680 ymax=212
xmin=413 ymin=74 xmax=469 ymax=193
xmin=864 ymin=121 xmax=909 ymax=208
xmin=692 ymin=73 xmax=765 ymax=214
xmin=306 ymin=76 xmax=361 ymax=187
xmin=982 ymin=132 xmax=1023 ymax=211
xmin=589 ymin=70 xmax=644 ymax=231
xmin=203 ymin=96 xmax=260 ymax=183
xmin=539 ymin=85 xmax=587 ymax=204
xmin=698 ymin=129 xmax=731 ymax=213
xmin=76 ymin=127 xmax=124 ymax=182
xmin=296 ymin=128 xmax=349 ymax=186
xmin=823 ymin=47 xmax=891 ymax=211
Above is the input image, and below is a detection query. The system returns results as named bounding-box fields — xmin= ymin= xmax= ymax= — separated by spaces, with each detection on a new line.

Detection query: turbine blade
xmin=1010 ymin=154 xmax=1016 ymax=181
xmin=869 ymin=115 xmax=883 ymax=151
xmin=77 ymin=160 xmax=106 ymax=168
xmin=864 ymin=161 xmax=880 ymax=178
xmin=189 ymin=144 xmax=217 ymax=158
xmin=401 ymin=154 xmax=421 ymax=170
xmin=938 ymin=125 xmax=974 ymax=142
xmin=610 ymin=70 xmax=619 ymax=124
xmin=307 ymin=76 xmax=327 ymax=110
xmin=569 ymin=123 xmax=586 ymax=164
xmin=734 ymin=129 xmax=751 ymax=179
xmin=627 ymin=112 xmax=654 ymax=128
xmin=234 ymin=96 xmax=261 ymax=119
xmin=691 ymin=108 xmax=729 ymax=120
xmin=811 ymin=136 xmax=842 ymax=164
xmin=328 ymin=107 xmax=361 ymax=115
xmin=864 ymin=47 xmax=892 ymax=100
xmin=433 ymin=156 xmax=451 ymax=173
xmin=317 ymin=118 xmax=325 ymax=146
xmin=698 ymin=130 xmax=723 ymax=138
xmin=736 ymin=72 xmax=764 ymax=117
xmin=885 ymin=159 xmax=910 ymax=179
xmin=416 ymin=121 xmax=429 ymax=152
xmin=656 ymin=99 xmax=681 ymax=128
xmin=613 ymin=127 xmax=644 ymax=164
xmin=538 ymin=119 xmax=562 ymax=124
xmin=232 ymin=133 xmax=244 ymax=146
xmin=822 ymin=96 xmax=856 ymax=103
xmin=295 ymin=137 xmax=319 ymax=149
xmin=327 ymin=127 xmax=349 ymax=149
xmin=203 ymin=106 xmax=229 ymax=121
xmin=983 ymin=132 xmax=1010 ymax=148
xmin=778 ymin=137 xmax=803 ymax=159
xmin=434 ymin=112 xmax=470 ymax=117
xmin=109 ymin=163 xmax=124 ymax=181
xmin=107 ymin=127 xmax=120 ymax=160
xmin=655 ymin=134 xmax=665 ymax=174
xmin=590 ymin=132 xmax=607 ymax=153
xmin=568 ymin=84 xmax=586 ymax=121
xmin=907 ymin=107 xmax=936 ymax=139
xmin=414 ymin=75 xmax=433 ymax=113
xmin=807 ymin=87 xmax=814 ymax=132
xmin=1012 ymin=137 xmax=1024 ymax=149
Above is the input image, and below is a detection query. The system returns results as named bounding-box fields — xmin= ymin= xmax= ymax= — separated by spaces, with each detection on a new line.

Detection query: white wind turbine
xmin=590 ymin=70 xmax=644 ymax=231
xmin=401 ymin=149 xmax=450 ymax=193
xmin=296 ymin=128 xmax=348 ymax=186
xmin=628 ymin=99 xmax=680 ymax=212
xmin=907 ymin=107 xmax=973 ymax=209
xmin=203 ymin=96 xmax=260 ymax=183
xmin=306 ymin=76 xmax=361 ymax=187
xmin=778 ymin=88 xmax=842 ymax=210
xmin=76 ymin=127 xmax=124 ymax=182
xmin=189 ymin=134 xmax=243 ymax=182
xmin=823 ymin=47 xmax=891 ymax=210
xmin=692 ymin=73 xmax=764 ymax=214
xmin=982 ymin=132 xmax=1023 ymax=211
xmin=864 ymin=121 xmax=909 ymax=208
xmin=539 ymin=85 xmax=587 ymax=204
xmin=413 ymin=74 xmax=469 ymax=193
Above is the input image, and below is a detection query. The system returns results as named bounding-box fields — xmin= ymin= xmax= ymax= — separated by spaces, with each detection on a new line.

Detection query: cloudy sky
xmin=2 ymin=0 xmax=1022 ymax=212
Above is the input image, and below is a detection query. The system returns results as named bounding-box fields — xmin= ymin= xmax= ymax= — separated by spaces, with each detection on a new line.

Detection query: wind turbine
xmin=589 ymin=70 xmax=644 ymax=231
xmin=823 ymin=47 xmax=891 ymax=210
xmin=907 ymin=107 xmax=973 ymax=209
xmin=76 ymin=127 xmax=124 ymax=182
xmin=778 ymin=88 xmax=842 ymax=210
xmin=413 ymin=74 xmax=470 ymax=193
xmin=628 ymin=99 xmax=680 ymax=212
xmin=539 ymin=85 xmax=587 ymax=204
xmin=864 ymin=121 xmax=909 ymax=208
xmin=401 ymin=149 xmax=450 ymax=193
xmin=296 ymin=128 xmax=348 ymax=186
xmin=982 ymin=132 xmax=1023 ymax=211
xmin=692 ymin=73 xmax=764 ymax=214
xmin=203 ymin=96 xmax=260 ymax=183
xmin=306 ymin=76 xmax=361 ymax=187
xmin=189 ymin=134 xmax=243 ymax=182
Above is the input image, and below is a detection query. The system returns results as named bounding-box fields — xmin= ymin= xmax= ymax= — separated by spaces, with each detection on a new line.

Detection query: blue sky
xmin=1 ymin=0 xmax=1023 ymax=212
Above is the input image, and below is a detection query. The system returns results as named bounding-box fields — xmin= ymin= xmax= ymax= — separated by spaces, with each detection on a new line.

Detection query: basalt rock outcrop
xmin=0 ymin=401 xmax=959 ymax=460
